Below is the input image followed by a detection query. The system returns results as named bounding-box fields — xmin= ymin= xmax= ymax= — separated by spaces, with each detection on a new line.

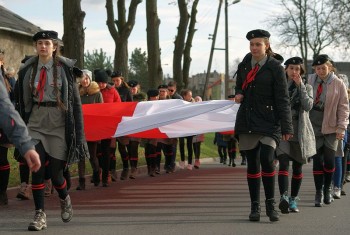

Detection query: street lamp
xmin=225 ymin=0 xmax=240 ymax=98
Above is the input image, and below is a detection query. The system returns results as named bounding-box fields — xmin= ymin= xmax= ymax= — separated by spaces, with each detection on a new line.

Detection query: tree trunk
xmin=146 ymin=0 xmax=163 ymax=88
xmin=106 ymin=0 xmax=141 ymax=79
xmin=62 ymin=0 xmax=85 ymax=68
xmin=183 ymin=0 xmax=199 ymax=89
xmin=173 ymin=0 xmax=189 ymax=91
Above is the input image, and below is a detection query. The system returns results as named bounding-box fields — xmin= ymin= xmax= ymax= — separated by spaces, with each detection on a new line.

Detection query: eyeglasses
xmin=168 ymin=89 xmax=174 ymax=92
xmin=159 ymin=90 xmax=167 ymax=92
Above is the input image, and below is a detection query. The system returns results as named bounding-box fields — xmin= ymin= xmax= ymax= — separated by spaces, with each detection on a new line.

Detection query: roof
xmin=0 ymin=5 xmax=41 ymax=36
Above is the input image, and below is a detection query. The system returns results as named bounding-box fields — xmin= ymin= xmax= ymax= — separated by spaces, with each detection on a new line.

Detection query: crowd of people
xmin=234 ymin=29 xmax=350 ymax=222
xmin=1 ymin=28 xmax=350 ymax=232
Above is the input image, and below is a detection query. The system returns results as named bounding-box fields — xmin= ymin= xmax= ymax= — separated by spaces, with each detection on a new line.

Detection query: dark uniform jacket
xmin=117 ymin=85 xmax=133 ymax=102
xmin=235 ymin=53 xmax=293 ymax=143
xmin=16 ymin=56 xmax=89 ymax=165
xmin=0 ymin=74 xmax=34 ymax=156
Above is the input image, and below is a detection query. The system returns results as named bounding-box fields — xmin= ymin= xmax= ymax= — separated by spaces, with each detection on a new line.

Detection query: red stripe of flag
xmin=128 ymin=128 xmax=169 ymax=139
xmin=82 ymin=102 xmax=138 ymax=141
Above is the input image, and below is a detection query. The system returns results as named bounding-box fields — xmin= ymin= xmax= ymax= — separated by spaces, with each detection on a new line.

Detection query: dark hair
xmin=167 ymin=81 xmax=177 ymax=87
xmin=285 ymin=64 xmax=305 ymax=76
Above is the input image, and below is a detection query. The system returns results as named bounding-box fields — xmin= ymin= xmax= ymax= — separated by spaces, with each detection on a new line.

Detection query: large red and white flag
xmin=82 ymin=99 xmax=239 ymax=141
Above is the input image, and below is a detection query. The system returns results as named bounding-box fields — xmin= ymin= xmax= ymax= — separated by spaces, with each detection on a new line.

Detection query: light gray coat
xmin=296 ymin=81 xmax=317 ymax=163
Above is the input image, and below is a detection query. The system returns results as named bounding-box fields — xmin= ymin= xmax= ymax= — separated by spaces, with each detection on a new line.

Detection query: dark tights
xmin=277 ymin=154 xmax=303 ymax=197
xmin=32 ymin=142 xmax=68 ymax=210
xmin=312 ymin=145 xmax=335 ymax=191
xmin=246 ymin=143 xmax=275 ymax=202
xmin=0 ymin=146 xmax=10 ymax=192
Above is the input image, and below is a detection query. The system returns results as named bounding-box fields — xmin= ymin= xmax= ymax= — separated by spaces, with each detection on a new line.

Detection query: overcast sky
xmin=1 ymin=0 xmax=295 ymax=76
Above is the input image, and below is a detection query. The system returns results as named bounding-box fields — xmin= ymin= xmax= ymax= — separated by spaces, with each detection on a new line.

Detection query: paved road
xmin=1 ymin=158 xmax=350 ymax=235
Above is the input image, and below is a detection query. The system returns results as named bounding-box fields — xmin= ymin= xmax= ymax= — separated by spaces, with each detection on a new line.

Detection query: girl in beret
xmin=275 ymin=57 xmax=316 ymax=214
xmin=16 ymin=30 xmax=89 ymax=231
xmin=110 ymin=72 xmax=132 ymax=181
xmin=76 ymin=70 xmax=103 ymax=190
xmin=94 ymin=69 xmax=121 ymax=185
xmin=308 ymin=55 xmax=349 ymax=207
xmin=234 ymin=29 xmax=293 ymax=222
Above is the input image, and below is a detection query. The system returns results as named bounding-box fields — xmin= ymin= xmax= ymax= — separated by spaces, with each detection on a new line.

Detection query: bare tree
xmin=146 ymin=0 xmax=163 ymax=88
xmin=332 ymin=0 xmax=350 ymax=48
xmin=172 ymin=0 xmax=200 ymax=91
xmin=173 ymin=0 xmax=189 ymax=90
xmin=183 ymin=0 xmax=199 ymax=89
xmin=106 ymin=0 xmax=142 ymax=78
xmin=62 ymin=0 xmax=85 ymax=68
xmin=267 ymin=0 xmax=343 ymax=74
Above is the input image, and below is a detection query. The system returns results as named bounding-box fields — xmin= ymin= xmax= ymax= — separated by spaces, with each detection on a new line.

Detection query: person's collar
xmin=38 ymin=58 xmax=54 ymax=70
xmin=251 ymin=55 xmax=267 ymax=67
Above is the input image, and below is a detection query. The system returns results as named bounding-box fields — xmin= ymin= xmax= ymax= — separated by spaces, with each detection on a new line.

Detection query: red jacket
xmin=101 ymin=85 xmax=121 ymax=103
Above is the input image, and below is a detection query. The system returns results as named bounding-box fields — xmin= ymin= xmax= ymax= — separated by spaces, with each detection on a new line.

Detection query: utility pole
xmin=225 ymin=0 xmax=241 ymax=98
xmin=224 ymin=0 xmax=229 ymax=98
xmin=202 ymin=0 xmax=223 ymax=100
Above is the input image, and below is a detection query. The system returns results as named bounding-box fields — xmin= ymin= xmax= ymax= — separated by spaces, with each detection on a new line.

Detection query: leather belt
xmin=34 ymin=102 xmax=58 ymax=107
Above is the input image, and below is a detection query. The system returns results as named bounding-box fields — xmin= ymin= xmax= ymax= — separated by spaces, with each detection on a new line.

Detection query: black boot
xmin=231 ymin=160 xmax=236 ymax=167
xmin=323 ymin=186 xmax=333 ymax=204
xmin=315 ymin=189 xmax=323 ymax=207
xmin=249 ymin=201 xmax=261 ymax=221
xmin=92 ymin=170 xmax=100 ymax=186
xmin=265 ymin=199 xmax=279 ymax=222
xmin=76 ymin=178 xmax=85 ymax=190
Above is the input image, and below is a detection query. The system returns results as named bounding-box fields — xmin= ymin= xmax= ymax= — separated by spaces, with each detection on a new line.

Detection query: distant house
xmin=0 ymin=5 xmax=41 ymax=74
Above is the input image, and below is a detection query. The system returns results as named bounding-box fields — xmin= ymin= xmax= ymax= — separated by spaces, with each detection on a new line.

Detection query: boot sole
xmin=249 ymin=216 xmax=260 ymax=222
xmin=16 ymin=194 xmax=30 ymax=200
xmin=28 ymin=224 xmax=47 ymax=231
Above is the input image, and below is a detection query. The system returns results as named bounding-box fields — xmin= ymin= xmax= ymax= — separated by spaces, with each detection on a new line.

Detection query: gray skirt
xmin=276 ymin=141 xmax=303 ymax=164
xmin=27 ymin=104 xmax=67 ymax=161
xmin=238 ymin=134 xmax=277 ymax=151
xmin=315 ymin=133 xmax=338 ymax=152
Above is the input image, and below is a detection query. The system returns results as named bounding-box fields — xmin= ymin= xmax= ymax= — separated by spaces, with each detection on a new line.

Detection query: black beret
xmin=111 ymin=71 xmax=123 ymax=78
xmin=147 ymin=89 xmax=159 ymax=97
xmin=94 ymin=69 xmax=109 ymax=83
xmin=246 ymin=29 xmax=270 ymax=40
xmin=33 ymin=30 xmax=58 ymax=41
xmin=273 ymin=53 xmax=284 ymax=64
xmin=227 ymin=95 xmax=235 ymax=99
xmin=128 ymin=80 xmax=139 ymax=88
xmin=73 ymin=67 xmax=83 ymax=78
xmin=158 ymin=84 xmax=168 ymax=89
xmin=284 ymin=57 xmax=303 ymax=66
xmin=312 ymin=54 xmax=331 ymax=66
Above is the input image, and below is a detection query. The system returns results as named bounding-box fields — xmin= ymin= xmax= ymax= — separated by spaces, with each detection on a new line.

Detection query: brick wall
xmin=0 ymin=30 xmax=35 ymax=77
